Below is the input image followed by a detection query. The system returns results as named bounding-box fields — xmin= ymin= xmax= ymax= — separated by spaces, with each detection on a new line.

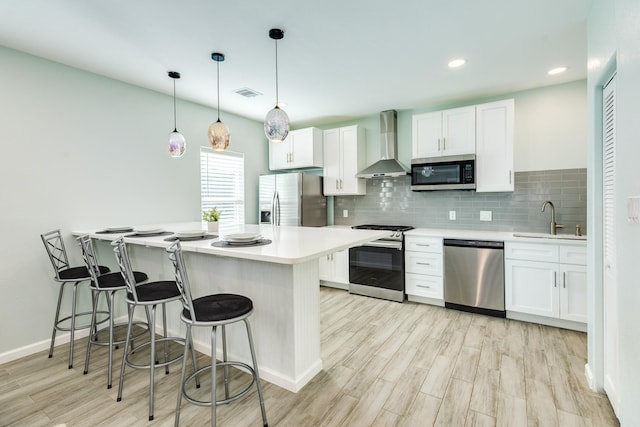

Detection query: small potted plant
xmin=202 ymin=207 xmax=220 ymax=233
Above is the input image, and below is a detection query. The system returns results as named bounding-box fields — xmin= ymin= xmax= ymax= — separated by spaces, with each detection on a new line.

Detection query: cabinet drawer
xmin=406 ymin=273 xmax=443 ymax=299
xmin=559 ymin=245 xmax=587 ymax=265
xmin=405 ymin=252 xmax=442 ymax=275
xmin=405 ymin=237 xmax=443 ymax=253
xmin=505 ymin=242 xmax=559 ymax=263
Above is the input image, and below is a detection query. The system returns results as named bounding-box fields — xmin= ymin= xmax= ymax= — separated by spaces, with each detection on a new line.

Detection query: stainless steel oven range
xmin=348 ymin=225 xmax=414 ymax=302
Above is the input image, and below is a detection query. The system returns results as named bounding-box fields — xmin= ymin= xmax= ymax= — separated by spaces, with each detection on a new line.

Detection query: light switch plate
xmin=449 ymin=210 xmax=456 ymax=220
xmin=480 ymin=210 xmax=492 ymax=221
xmin=343 ymin=209 xmax=349 ymax=218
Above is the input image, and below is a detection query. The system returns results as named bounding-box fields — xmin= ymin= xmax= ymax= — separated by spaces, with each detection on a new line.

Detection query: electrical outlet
xmin=480 ymin=210 xmax=492 ymax=221
xmin=343 ymin=209 xmax=349 ymax=218
xmin=449 ymin=210 xmax=456 ymax=220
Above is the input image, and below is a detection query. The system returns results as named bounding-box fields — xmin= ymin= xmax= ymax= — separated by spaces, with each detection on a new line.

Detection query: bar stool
xmin=166 ymin=241 xmax=268 ymax=427
xmin=40 ymin=229 xmax=110 ymax=369
xmin=76 ymin=234 xmax=149 ymax=389
xmin=112 ymin=237 xmax=198 ymax=421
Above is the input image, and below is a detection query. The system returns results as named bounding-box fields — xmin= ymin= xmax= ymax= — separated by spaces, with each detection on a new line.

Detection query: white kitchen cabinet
xmin=323 ymin=125 xmax=366 ymax=195
xmin=269 ymin=127 xmax=323 ymax=170
xmin=476 ymin=99 xmax=514 ymax=192
xmin=405 ymin=236 xmax=444 ymax=302
xmin=412 ymin=106 xmax=476 ymax=159
xmin=319 ymin=249 xmax=349 ymax=289
xmin=505 ymin=241 xmax=587 ymax=326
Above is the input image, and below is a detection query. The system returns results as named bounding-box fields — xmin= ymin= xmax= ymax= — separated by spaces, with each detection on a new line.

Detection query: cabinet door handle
xmin=443 ymin=137 xmax=446 ymax=151
xmin=335 ymin=180 xmax=339 ymax=190
xmin=416 ymin=284 xmax=431 ymax=289
xmin=290 ymin=152 xmax=294 ymax=163
xmin=416 ymin=262 xmax=431 ymax=266
xmin=509 ymin=170 xmax=512 ymax=184
xmin=416 ymin=244 xmax=431 ymax=247
xmin=554 ymin=271 xmax=557 ymax=287
xmin=563 ymin=271 xmax=566 ymax=288
xmin=437 ymin=138 xmax=441 ymax=151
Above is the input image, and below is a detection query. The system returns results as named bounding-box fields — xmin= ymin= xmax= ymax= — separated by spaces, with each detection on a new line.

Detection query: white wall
xmin=588 ymin=0 xmax=640 ymax=425
xmin=0 ymin=46 xmax=268 ymax=356
xmin=309 ymin=80 xmax=587 ymax=173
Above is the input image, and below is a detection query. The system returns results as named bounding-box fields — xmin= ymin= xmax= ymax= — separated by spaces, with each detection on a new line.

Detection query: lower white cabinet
xmin=319 ymin=249 xmax=349 ymax=289
xmin=405 ymin=236 xmax=444 ymax=302
xmin=505 ymin=241 xmax=587 ymax=325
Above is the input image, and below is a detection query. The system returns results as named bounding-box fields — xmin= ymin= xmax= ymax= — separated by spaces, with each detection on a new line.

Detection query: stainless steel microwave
xmin=410 ymin=154 xmax=476 ymax=191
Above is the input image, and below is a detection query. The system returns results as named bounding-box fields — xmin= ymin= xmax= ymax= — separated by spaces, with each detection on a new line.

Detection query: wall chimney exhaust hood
xmin=356 ymin=110 xmax=409 ymax=178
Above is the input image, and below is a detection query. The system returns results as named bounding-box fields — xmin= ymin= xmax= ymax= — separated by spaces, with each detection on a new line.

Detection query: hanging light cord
xmin=172 ymin=78 xmax=178 ymax=132
xmin=274 ymin=38 xmax=279 ymax=106
xmin=217 ymin=59 xmax=221 ymax=121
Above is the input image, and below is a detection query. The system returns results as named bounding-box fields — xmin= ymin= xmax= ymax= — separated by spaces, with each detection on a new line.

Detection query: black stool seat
xmin=185 ymin=294 xmax=253 ymax=322
xmin=58 ymin=265 xmax=110 ymax=280
xmin=95 ymin=271 xmax=148 ymax=289
xmin=127 ymin=281 xmax=180 ymax=302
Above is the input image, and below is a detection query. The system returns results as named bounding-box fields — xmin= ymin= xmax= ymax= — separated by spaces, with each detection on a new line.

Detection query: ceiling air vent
xmin=234 ymin=87 xmax=262 ymax=98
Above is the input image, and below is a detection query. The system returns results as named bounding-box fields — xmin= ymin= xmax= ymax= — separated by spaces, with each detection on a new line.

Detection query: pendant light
xmin=264 ymin=28 xmax=290 ymax=142
xmin=208 ymin=52 xmax=230 ymax=151
xmin=167 ymin=71 xmax=186 ymax=157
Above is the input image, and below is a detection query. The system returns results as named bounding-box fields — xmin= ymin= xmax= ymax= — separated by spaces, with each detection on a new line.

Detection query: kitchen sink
xmin=512 ymin=232 xmax=587 ymax=240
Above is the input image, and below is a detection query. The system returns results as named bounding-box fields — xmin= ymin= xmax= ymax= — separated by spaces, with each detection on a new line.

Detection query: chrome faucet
xmin=541 ymin=200 xmax=564 ymax=235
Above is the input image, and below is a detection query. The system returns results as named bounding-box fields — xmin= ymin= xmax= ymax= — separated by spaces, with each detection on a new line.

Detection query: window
xmin=200 ymin=147 xmax=245 ymax=225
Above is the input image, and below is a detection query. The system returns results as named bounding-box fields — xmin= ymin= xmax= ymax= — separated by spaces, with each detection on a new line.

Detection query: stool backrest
xmin=111 ymin=237 xmax=140 ymax=303
xmin=166 ymin=241 xmax=196 ymax=321
xmin=76 ymin=234 xmax=102 ymax=287
xmin=41 ymin=229 xmax=70 ymax=280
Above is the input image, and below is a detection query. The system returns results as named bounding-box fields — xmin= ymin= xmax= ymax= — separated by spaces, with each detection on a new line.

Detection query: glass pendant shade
xmin=264 ymin=28 xmax=290 ymax=142
xmin=208 ymin=119 xmax=230 ymax=151
xmin=168 ymin=129 xmax=186 ymax=157
xmin=167 ymin=71 xmax=185 ymax=157
xmin=209 ymin=52 xmax=229 ymax=151
xmin=264 ymin=105 xmax=290 ymax=142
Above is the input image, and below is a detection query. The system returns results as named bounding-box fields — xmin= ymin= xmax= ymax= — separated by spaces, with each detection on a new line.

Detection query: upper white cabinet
xmin=412 ymin=106 xmax=476 ymax=159
xmin=323 ymin=125 xmax=366 ymax=196
xmin=476 ymin=99 xmax=515 ymax=192
xmin=269 ymin=127 xmax=323 ymax=170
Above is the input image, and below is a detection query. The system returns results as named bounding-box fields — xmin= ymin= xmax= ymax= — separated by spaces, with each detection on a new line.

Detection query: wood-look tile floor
xmin=1 ymin=287 xmax=619 ymax=426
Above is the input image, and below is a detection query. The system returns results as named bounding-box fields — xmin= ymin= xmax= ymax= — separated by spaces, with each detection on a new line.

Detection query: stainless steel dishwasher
xmin=443 ymin=239 xmax=505 ymax=318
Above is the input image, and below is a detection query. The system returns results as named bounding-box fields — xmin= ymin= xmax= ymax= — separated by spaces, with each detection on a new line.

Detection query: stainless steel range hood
xmin=356 ymin=110 xmax=409 ymax=178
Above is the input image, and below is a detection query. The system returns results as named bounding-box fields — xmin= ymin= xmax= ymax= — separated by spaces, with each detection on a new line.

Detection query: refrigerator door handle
xmin=271 ymin=191 xmax=277 ymax=225
xmin=275 ymin=191 xmax=281 ymax=225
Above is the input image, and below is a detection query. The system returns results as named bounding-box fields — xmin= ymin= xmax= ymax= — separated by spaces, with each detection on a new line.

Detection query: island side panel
xmin=97 ymin=240 xmax=322 ymax=392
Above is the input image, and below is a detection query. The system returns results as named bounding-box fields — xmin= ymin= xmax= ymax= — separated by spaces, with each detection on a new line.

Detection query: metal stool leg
xmin=83 ymin=289 xmax=100 ymax=375
xmin=163 ymin=303 xmax=170 ymax=375
xmin=117 ymin=303 xmax=135 ymax=402
xmin=68 ymin=281 xmax=80 ymax=369
xmin=106 ymin=290 xmax=117 ymax=388
xmin=245 ymin=318 xmax=268 ymax=427
xmin=211 ymin=326 xmax=218 ymax=427
xmin=49 ymin=282 xmax=65 ymax=359
xmin=174 ymin=324 xmax=192 ymax=427
xmin=148 ymin=304 xmax=157 ymax=421
xmin=222 ymin=325 xmax=229 ymax=400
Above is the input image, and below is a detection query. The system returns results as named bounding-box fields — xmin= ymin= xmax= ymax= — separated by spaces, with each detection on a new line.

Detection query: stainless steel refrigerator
xmin=259 ymin=173 xmax=327 ymax=226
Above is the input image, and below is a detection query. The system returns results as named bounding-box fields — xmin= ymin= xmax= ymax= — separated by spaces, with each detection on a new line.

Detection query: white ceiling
xmin=0 ymin=0 xmax=590 ymax=126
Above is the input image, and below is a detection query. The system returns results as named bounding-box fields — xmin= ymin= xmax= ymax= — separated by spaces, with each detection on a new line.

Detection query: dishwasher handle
xmin=443 ymin=239 xmax=504 ymax=250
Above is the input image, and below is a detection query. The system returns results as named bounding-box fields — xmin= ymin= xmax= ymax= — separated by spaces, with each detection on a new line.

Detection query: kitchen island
xmin=73 ymin=222 xmax=386 ymax=392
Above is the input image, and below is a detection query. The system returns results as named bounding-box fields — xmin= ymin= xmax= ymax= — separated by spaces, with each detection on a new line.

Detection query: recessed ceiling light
xmin=448 ymin=58 xmax=466 ymax=68
xmin=548 ymin=66 xmax=568 ymax=75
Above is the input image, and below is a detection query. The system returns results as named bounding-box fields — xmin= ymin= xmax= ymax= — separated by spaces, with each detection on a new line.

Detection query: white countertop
xmin=73 ymin=222 xmax=388 ymax=265
xmin=405 ymin=228 xmax=587 ymax=244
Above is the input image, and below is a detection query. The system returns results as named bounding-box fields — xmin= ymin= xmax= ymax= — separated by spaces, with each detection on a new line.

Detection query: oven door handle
xmin=359 ymin=241 xmax=403 ymax=250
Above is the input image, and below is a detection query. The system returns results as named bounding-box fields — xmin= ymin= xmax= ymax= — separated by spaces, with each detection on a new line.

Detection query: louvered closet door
xmin=602 ymin=73 xmax=619 ymax=416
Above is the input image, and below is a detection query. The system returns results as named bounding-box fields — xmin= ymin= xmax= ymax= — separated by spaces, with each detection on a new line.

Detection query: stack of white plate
xmin=221 ymin=232 xmax=263 ymax=245
xmin=175 ymin=230 xmax=206 ymax=238
xmin=133 ymin=227 xmax=163 ymax=235
xmin=105 ymin=226 xmax=132 ymax=232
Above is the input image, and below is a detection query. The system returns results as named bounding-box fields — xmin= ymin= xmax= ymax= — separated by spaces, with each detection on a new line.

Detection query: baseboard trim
xmin=585 ymin=363 xmax=596 ymax=391
xmin=0 ymin=328 xmax=92 ymax=365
